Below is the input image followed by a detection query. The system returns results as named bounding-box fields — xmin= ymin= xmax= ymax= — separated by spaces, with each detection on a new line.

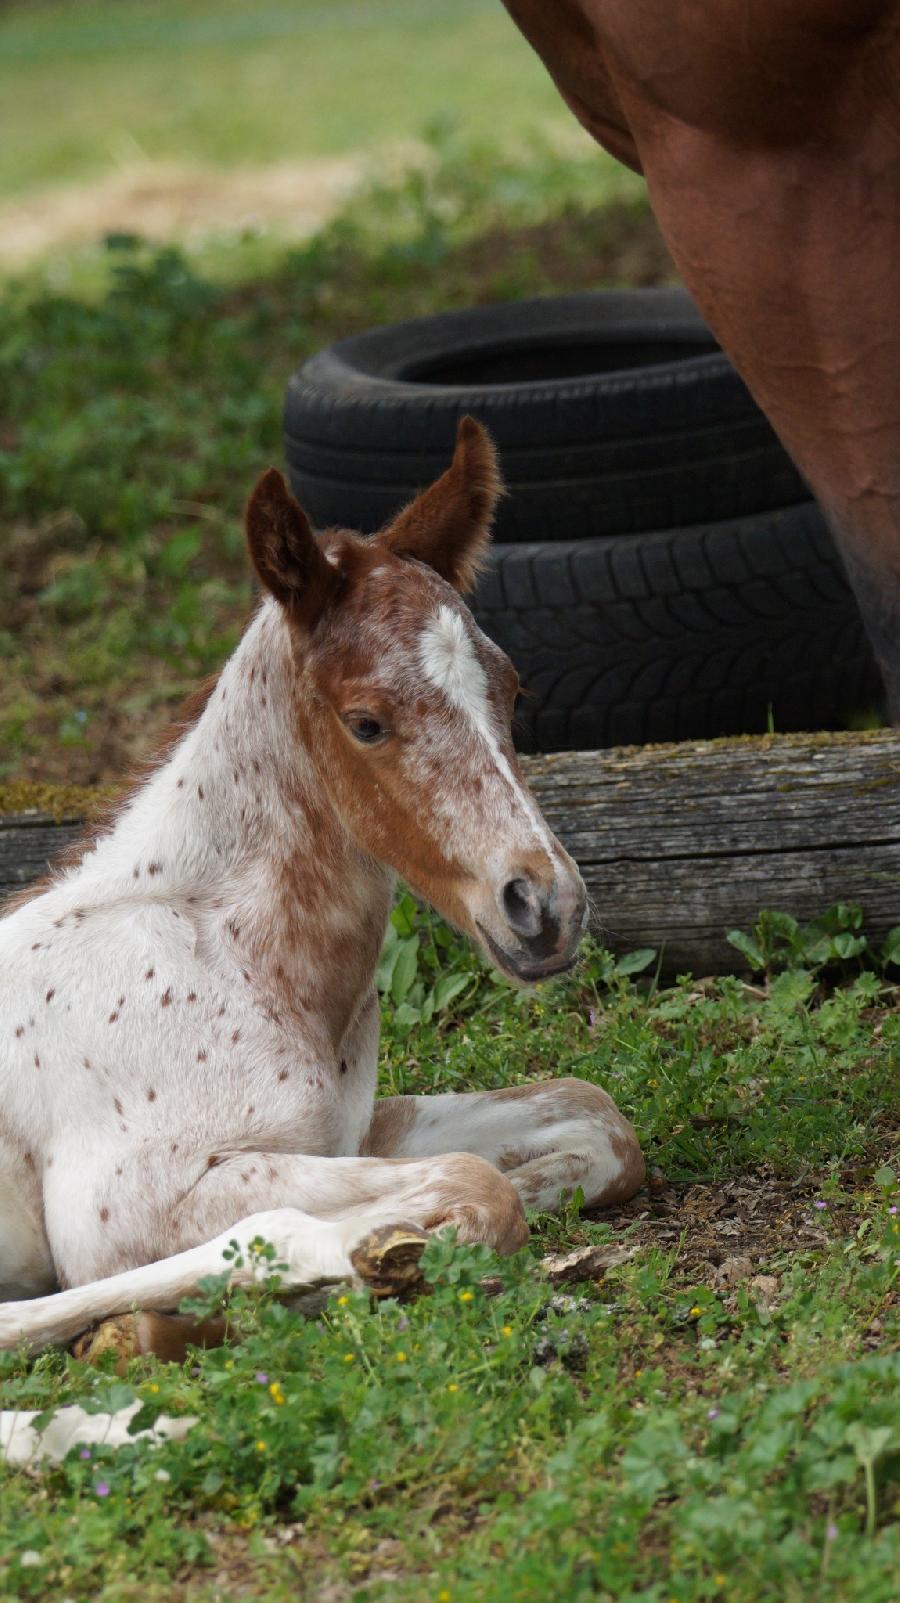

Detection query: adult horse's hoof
xmin=350 ymin=1223 xmax=429 ymax=1298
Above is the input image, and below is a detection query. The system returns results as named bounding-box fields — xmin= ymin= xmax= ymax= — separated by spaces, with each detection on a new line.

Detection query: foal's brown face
xmin=246 ymin=418 xmax=587 ymax=983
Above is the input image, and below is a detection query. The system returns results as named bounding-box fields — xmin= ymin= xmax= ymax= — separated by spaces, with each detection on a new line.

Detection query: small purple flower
xmin=826 ymin=1522 xmax=839 ymax=1542
xmin=397 ymin=1317 xmax=409 ymax=1333
xmin=79 ymin=1447 xmax=92 ymax=1460
xmin=94 ymin=1482 xmax=110 ymax=1498
xmin=369 ymin=1477 xmax=381 ymax=1490
xmin=889 ymin=1206 xmax=898 ymax=1215
xmin=707 ymin=1408 xmax=720 ymax=1420
xmin=814 ymin=1200 xmax=828 ymax=1210
xmin=588 ymin=1008 xmax=598 ymax=1029
xmin=255 ymin=1371 xmax=269 ymax=1385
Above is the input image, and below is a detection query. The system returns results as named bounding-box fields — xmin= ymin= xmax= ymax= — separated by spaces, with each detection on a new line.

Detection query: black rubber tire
xmin=472 ymin=503 xmax=881 ymax=752
xmin=283 ymin=288 xmax=881 ymax=750
xmin=284 ymin=288 xmax=809 ymax=540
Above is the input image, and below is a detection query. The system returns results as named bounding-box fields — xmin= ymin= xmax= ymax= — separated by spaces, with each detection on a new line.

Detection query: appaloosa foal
xmin=0 ymin=418 xmax=643 ymax=1355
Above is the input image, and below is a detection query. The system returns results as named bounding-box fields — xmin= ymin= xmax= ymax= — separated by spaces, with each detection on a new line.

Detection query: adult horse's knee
xmin=423 ymin=1153 xmax=529 ymax=1254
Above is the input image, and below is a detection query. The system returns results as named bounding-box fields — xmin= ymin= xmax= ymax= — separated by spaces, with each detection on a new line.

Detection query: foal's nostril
xmin=502 ymin=877 xmax=542 ymax=939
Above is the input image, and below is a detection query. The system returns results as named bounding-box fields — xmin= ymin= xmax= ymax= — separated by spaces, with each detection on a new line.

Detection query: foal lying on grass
xmin=0 ymin=418 xmax=644 ymax=1359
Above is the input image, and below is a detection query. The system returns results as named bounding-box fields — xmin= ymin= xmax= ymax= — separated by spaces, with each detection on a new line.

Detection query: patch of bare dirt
xmin=600 ymin=1170 xmax=860 ymax=1278
xmin=0 ymin=153 xmax=410 ymax=267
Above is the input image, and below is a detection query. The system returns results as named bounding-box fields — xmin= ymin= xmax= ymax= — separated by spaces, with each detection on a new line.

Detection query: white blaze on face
xmin=418 ymin=604 xmax=551 ymax=851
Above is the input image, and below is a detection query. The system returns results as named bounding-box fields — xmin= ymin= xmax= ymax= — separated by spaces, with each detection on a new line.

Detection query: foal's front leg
xmin=10 ymin=1147 xmax=529 ymax=1354
xmin=46 ymin=1141 xmax=529 ymax=1294
xmin=157 ymin=1147 xmax=528 ymax=1258
xmin=362 ymin=1078 xmax=645 ymax=1213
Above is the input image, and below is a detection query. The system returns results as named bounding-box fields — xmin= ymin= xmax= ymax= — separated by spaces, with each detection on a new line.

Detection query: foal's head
xmin=246 ymin=417 xmax=586 ymax=983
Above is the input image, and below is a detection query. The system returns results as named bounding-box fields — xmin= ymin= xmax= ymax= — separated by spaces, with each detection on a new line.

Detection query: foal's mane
xmin=0 ymin=672 xmax=221 ymax=918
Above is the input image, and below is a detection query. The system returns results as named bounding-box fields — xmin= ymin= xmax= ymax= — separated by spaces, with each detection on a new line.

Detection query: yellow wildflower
xmin=438 ymin=1591 xmax=452 ymax=1602
xmin=337 ymin=1295 xmax=349 ymax=1307
xmin=396 ymin=1351 xmax=407 ymax=1363
xmin=148 ymin=1383 xmax=159 ymax=1394
xmin=458 ymin=1290 xmax=474 ymax=1303
xmin=447 ymin=1383 xmax=458 ymax=1393
xmin=256 ymin=1441 xmax=266 ymax=1453
xmin=501 ymin=1325 xmax=513 ymax=1338
xmin=344 ymin=1352 xmax=355 ymax=1363
xmin=268 ymin=1382 xmax=285 ymax=1405
xmin=689 ymin=1306 xmax=702 ymax=1317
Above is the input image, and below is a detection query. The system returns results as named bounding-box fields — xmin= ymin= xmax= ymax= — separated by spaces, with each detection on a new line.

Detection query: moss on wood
xmin=1 ymin=730 xmax=896 ymax=822
xmin=0 ymin=781 xmax=117 ymax=823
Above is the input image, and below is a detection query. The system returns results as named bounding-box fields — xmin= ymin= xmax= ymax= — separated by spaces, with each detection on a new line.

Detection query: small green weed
xmin=728 ymin=903 xmax=900 ymax=980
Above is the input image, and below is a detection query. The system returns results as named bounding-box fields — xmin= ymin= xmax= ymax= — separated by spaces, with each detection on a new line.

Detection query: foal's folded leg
xmin=0 ymin=1207 xmax=367 ymax=1353
xmin=162 ymin=1148 xmax=528 ymax=1260
xmin=362 ymin=1077 xmax=645 ymax=1213
xmin=9 ymin=1147 xmax=528 ymax=1356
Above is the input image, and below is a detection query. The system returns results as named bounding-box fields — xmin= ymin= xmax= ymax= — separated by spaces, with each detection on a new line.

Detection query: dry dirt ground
xmin=0 ymin=152 xmax=418 ymax=268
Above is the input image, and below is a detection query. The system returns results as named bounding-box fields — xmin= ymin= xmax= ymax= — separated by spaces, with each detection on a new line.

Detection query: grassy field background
xmin=0 ymin=6 xmax=898 ymax=1601
xmin=0 ymin=0 xmax=589 ymax=200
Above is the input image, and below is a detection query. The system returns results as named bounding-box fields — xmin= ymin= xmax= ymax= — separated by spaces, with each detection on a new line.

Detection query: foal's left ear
xmin=381 ymin=416 xmax=502 ymax=593
xmin=245 ymin=468 xmax=341 ymax=627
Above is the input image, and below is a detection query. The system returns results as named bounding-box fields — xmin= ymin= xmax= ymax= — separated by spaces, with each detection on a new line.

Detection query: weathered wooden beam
xmin=1 ymin=730 xmax=899 ymax=975
xmin=0 ymin=815 xmax=85 ymax=902
xmin=524 ymin=731 xmax=900 ymax=974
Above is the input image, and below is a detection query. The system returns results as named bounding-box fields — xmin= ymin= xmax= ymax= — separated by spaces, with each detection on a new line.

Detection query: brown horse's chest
xmin=503 ymin=0 xmax=629 ymax=137
xmin=503 ymin=0 xmax=878 ymax=150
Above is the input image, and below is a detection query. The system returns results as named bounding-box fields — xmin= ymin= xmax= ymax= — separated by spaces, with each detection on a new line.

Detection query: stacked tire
xmin=284 ymin=289 xmax=881 ymax=752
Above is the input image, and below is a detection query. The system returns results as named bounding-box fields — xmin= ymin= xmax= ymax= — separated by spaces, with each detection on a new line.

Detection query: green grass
xmin=1 ymin=916 xmax=898 ymax=1601
xmin=0 ymin=0 xmax=588 ymax=201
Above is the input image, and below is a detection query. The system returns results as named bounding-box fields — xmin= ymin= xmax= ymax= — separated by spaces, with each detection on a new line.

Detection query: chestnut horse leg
xmin=362 ymin=1078 xmax=645 ymax=1212
xmin=614 ymin=115 xmax=900 ymax=713
xmin=501 ymin=2 xmax=900 ymax=712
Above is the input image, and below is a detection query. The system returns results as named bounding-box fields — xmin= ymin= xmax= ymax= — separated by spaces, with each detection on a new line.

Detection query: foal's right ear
xmin=245 ymin=469 xmax=341 ymax=627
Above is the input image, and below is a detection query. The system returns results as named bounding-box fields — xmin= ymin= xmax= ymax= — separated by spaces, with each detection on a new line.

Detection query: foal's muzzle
xmin=478 ymin=871 xmax=587 ymax=984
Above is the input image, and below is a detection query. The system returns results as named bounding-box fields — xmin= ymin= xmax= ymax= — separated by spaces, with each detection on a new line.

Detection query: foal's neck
xmin=81 ymin=602 xmax=394 ymax=1043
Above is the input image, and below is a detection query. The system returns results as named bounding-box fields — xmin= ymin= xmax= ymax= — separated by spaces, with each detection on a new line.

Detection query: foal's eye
xmin=346 ymin=714 xmax=387 ymax=746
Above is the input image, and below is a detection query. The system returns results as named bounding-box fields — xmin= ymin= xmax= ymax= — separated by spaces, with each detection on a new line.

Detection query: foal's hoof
xmin=72 ymin=1311 xmax=227 ymax=1370
xmin=71 ymin=1314 xmax=140 ymax=1374
xmin=350 ymin=1223 xmax=429 ymax=1299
